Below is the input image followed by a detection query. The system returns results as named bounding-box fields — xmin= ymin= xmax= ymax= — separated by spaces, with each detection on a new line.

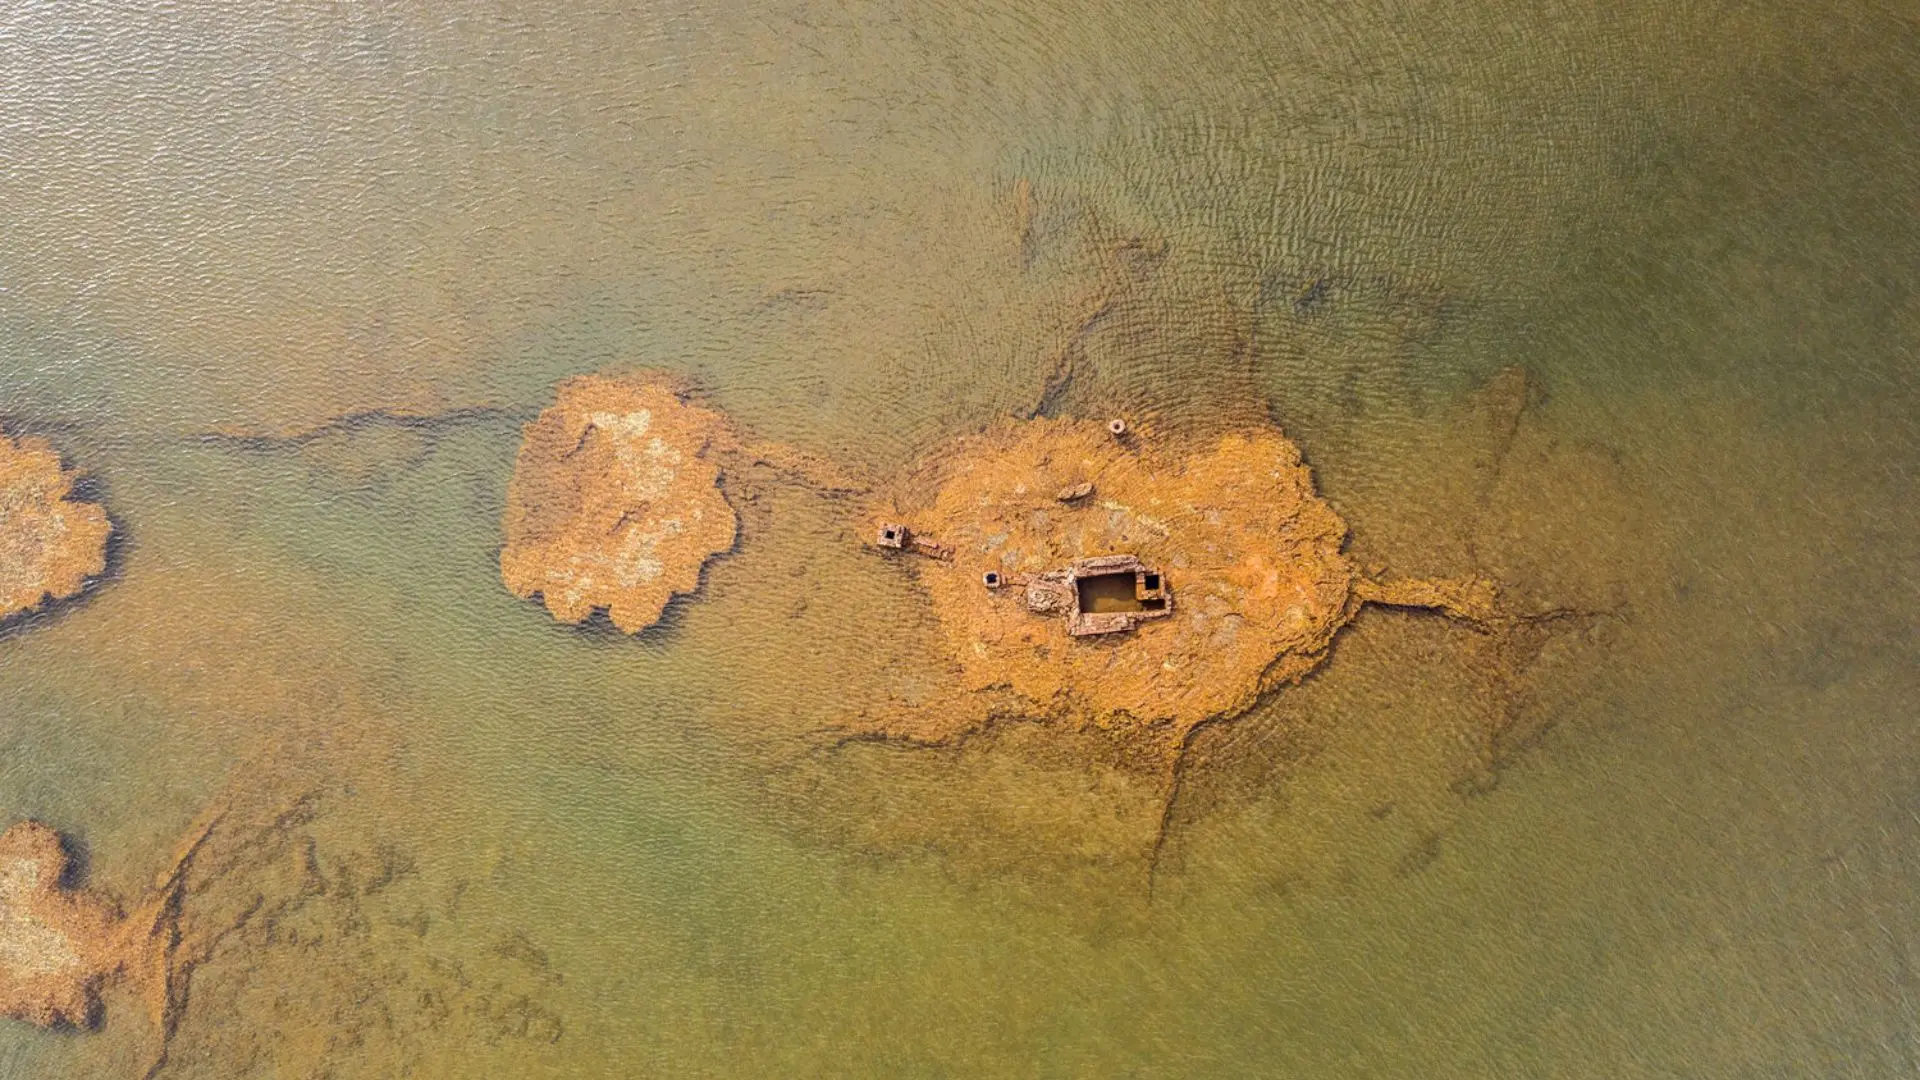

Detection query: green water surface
xmin=2 ymin=2 xmax=1917 ymax=1076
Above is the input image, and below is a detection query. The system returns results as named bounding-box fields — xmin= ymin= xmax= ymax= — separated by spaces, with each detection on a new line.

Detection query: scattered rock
xmin=0 ymin=431 xmax=112 ymax=623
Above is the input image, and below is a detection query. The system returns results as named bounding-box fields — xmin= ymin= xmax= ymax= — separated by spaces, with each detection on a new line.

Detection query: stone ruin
xmin=497 ymin=370 xmax=1501 ymax=751
xmin=860 ymin=415 xmax=1497 ymax=749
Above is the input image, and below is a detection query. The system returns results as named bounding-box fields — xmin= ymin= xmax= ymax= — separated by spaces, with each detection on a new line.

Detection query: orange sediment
xmin=0 ymin=820 xmax=146 ymax=1029
xmin=0 ymin=431 xmax=112 ymax=622
xmin=860 ymin=417 xmax=1496 ymax=748
xmin=1353 ymin=575 xmax=1500 ymax=625
xmin=500 ymin=374 xmax=740 ymax=634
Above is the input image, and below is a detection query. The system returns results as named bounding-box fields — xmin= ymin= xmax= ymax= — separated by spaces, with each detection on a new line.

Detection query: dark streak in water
xmin=188 ymin=406 xmax=533 ymax=453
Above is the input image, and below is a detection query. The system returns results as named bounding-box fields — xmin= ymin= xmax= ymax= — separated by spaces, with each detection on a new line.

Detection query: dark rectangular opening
xmin=1076 ymin=571 xmax=1167 ymax=614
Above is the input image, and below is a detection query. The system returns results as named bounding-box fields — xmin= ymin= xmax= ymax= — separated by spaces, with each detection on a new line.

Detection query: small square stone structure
xmin=872 ymin=522 xmax=951 ymax=560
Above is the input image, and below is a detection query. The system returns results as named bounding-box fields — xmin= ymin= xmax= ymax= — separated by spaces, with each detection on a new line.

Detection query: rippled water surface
xmin=3 ymin=2 xmax=1917 ymax=1076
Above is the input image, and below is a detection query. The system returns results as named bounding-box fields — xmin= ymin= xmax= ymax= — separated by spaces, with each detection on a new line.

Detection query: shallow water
xmin=2 ymin=1 xmax=1917 ymax=1076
